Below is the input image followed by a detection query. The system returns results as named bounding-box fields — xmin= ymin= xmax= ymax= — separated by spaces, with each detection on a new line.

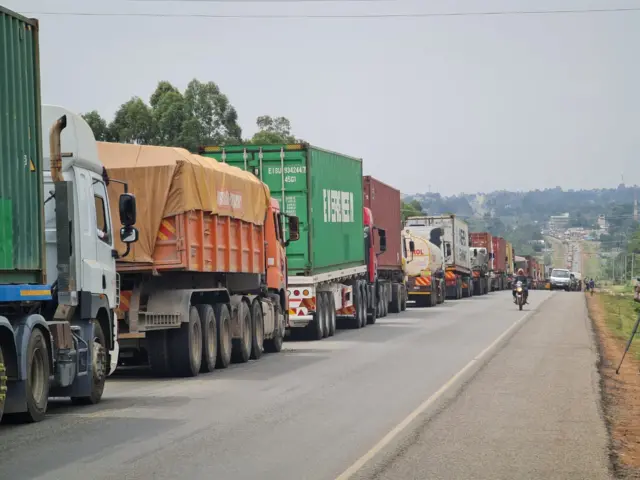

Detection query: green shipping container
xmin=0 ymin=7 xmax=44 ymax=284
xmin=200 ymin=144 xmax=365 ymax=276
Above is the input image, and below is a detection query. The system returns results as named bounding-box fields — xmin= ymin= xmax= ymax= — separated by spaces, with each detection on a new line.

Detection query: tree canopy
xmin=82 ymin=79 xmax=298 ymax=152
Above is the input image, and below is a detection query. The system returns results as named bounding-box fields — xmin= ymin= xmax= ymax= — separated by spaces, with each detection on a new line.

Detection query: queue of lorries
xmin=0 ymin=6 xmax=549 ymax=424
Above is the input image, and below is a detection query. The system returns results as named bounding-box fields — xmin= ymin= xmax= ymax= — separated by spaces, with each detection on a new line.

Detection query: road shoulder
xmin=588 ymin=291 xmax=640 ymax=478
xmin=352 ymin=292 xmax=611 ymax=480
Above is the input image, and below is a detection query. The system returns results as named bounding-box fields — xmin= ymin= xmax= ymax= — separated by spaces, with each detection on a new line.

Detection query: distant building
xmin=597 ymin=215 xmax=607 ymax=233
xmin=549 ymin=213 xmax=570 ymax=230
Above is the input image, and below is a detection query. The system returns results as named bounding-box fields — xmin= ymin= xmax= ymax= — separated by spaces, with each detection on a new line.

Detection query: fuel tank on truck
xmin=402 ymin=226 xmax=443 ymax=277
xmin=404 ymin=215 xmax=470 ymax=272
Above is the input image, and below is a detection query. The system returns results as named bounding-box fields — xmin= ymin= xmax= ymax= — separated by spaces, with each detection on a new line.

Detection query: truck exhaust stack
xmin=49 ymin=114 xmax=67 ymax=183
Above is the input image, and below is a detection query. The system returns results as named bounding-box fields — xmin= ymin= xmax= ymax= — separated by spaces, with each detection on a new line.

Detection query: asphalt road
xmin=0 ymin=290 xmax=606 ymax=480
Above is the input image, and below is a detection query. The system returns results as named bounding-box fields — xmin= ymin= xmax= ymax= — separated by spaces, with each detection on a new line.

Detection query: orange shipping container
xmin=99 ymin=142 xmax=270 ymax=274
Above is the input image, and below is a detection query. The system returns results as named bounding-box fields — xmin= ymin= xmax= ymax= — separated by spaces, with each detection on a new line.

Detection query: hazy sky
xmin=7 ymin=0 xmax=640 ymax=195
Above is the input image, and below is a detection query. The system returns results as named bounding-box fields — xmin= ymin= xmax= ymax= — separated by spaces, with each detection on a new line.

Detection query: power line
xmin=19 ymin=6 xmax=640 ymax=20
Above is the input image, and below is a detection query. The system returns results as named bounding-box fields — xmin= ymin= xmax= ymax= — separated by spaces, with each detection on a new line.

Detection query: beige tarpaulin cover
xmin=98 ymin=142 xmax=270 ymax=264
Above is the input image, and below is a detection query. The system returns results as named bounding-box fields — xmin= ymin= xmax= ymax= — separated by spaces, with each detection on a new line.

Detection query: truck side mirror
xmin=473 ymin=248 xmax=478 ymax=257
xmin=378 ymin=229 xmax=387 ymax=254
xmin=409 ymin=240 xmax=415 ymax=253
xmin=119 ymin=193 xmax=137 ymax=227
xmin=285 ymin=215 xmax=300 ymax=246
xmin=120 ymin=226 xmax=139 ymax=244
xmin=446 ymin=244 xmax=452 ymax=257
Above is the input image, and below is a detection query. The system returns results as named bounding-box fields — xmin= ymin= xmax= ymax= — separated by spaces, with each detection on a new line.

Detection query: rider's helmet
xmin=517 ymin=268 xmax=525 ymax=276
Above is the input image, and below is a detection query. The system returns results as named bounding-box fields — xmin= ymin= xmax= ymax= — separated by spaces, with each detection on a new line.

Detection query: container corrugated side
xmin=308 ymin=146 xmax=364 ymax=275
xmin=199 ymin=144 xmax=309 ymax=273
xmin=363 ymin=176 xmax=402 ymax=271
xmin=199 ymin=143 xmax=365 ymax=276
xmin=0 ymin=7 xmax=44 ymax=284
xmin=492 ymin=237 xmax=507 ymax=272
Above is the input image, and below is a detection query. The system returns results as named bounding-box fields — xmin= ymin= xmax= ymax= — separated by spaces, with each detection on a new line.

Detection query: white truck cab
xmin=41 ymin=105 xmax=137 ymax=376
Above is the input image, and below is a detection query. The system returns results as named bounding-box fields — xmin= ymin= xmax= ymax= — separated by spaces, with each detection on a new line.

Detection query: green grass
xmin=601 ymin=293 xmax=640 ymax=360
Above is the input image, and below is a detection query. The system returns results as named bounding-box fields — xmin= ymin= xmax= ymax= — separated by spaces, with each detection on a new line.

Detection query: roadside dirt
xmin=587 ymin=293 xmax=640 ymax=478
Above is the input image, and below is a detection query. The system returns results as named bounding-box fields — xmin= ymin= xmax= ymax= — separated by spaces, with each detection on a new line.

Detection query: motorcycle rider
xmin=512 ymin=268 xmax=529 ymax=304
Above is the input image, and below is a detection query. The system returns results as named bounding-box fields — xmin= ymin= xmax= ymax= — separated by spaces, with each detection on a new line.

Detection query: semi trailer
xmin=404 ymin=215 xmax=472 ymax=300
xmin=363 ymin=176 xmax=407 ymax=314
xmin=469 ymin=232 xmax=492 ymax=296
xmin=106 ymin=143 xmax=300 ymax=376
xmin=199 ymin=144 xmax=388 ymax=340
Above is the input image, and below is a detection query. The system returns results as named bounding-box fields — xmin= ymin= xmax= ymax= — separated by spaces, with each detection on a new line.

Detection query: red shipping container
xmin=363 ymin=176 xmax=402 ymax=272
xmin=470 ymin=232 xmax=493 ymax=250
xmin=492 ymin=237 xmax=507 ymax=273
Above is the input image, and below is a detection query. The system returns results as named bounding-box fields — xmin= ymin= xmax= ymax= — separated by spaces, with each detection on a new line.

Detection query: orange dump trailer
xmin=100 ymin=142 xmax=300 ymax=378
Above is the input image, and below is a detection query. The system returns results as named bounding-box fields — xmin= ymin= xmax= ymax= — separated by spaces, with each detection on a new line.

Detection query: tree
xmin=184 ymin=79 xmax=242 ymax=145
xmin=82 ymin=111 xmax=111 ymax=141
xmin=401 ymin=200 xmax=424 ymax=222
xmin=250 ymin=115 xmax=297 ymax=144
xmin=148 ymin=82 xmax=195 ymax=148
xmin=109 ymin=97 xmax=155 ymax=144
xmin=82 ymin=77 xmax=245 ymax=149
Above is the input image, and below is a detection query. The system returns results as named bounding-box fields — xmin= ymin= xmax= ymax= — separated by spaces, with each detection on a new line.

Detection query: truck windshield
xmin=551 ymin=270 xmax=569 ymax=278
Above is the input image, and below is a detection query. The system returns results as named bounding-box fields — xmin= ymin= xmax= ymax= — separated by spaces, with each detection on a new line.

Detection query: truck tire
xmin=322 ymin=293 xmax=331 ymax=338
xmin=430 ymin=285 xmax=437 ymax=307
xmin=327 ymin=294 xmax=337 ymax=336
xmin=71 ymin=320 xmax=107 ymax=405
xmin=232 ymin=302 xmax=252 ymax=363
xmin=383 ymin=285 xmax=390 ymax=317
xmin=351 ymin=282 xmax=364 ymax=329
xmin=389 ymin=283 xmax=400 ymax=314
xmin=367 ymin=288 xmax=378 ymax=325
xmin=361 ymin=283 xmax=369 ymax=327
xmin=309 ymin=294 xmax=325 ymax=340
xmin=16 ymin=328 xmax=49 ymax=423
xmin=196 ymin=304 xmax=218 ymax=373
xmin=0 ymin=343 xmax=7 ymax=423
xmin=147 ymin=330 xmax=171 ymax=376
xmin=169 ymin=306 xmax=203 ymax=377
xmin=250 ymin=300 xmax=264 ymax=360
xmin=265 ymin=301 xmax=284 ymax=353
xmin=400 ymin=286 xmax=407 ymax=311
xmin=215 ymin=303 xmax=232 ymax=368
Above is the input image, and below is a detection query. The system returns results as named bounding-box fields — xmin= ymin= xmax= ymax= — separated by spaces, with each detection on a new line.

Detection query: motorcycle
xmin=515 ymin=280 xmax=525 ymax=311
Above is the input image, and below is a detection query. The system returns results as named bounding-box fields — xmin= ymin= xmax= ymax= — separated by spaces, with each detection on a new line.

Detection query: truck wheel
xmin=214 ymin=303 xmax=232 ymax=368
xmin=382 ymin=285 xmax=389 ymax=317
xmin=400 ymin=286 xmax=407 ymax=311
xmin=430 ymin=286 xmax=437 ymax=307
xmin=361 ymin=284 xmax=369 ymax=327
xmin=250 ymin=300 xmax=265 ymax=359
xmin=0 ymin=343 xmax=7 ymax=423
xmin=147 ymin=331 xmax=171 ymax=376
xmin=351 ymin=282 xmax=364 ymax=329
xmin=196 ymin=304 xmax=218 ymax=373
xmin=367 ymin=289 xmax=377 ymax=325
xmin=169 ymin=306 xmax=202 ymax=377
xmin=309 ymin=294 xmax=325 ymax=340
xmin=17 ymin=328 xmax=49 ymax=423
xmin=232 ymin=303 xmax=252 ymax=363
xmin=327 ymin=294 xmax=337 ymax=336
xmin=323 ymin=293 xmax=332 ymax=338
xmin=71 ymin=320 xmax=107 ymax=405
xmin=389 ymin=284 xmax=400 ymax=314
xmin=265 ymin=301 xmax=284 ymax=353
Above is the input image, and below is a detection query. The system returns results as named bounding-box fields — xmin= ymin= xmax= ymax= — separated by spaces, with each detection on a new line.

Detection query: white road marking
xmin=334 ymin=294 xmax=553 ymax=480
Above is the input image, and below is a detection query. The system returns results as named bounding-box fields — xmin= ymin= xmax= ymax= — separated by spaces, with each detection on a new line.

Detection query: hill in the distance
xmin=403 ymin=185 xmax=639 ymax=227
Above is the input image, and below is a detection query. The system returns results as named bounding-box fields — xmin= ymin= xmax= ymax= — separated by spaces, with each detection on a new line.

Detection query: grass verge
xmin=587 ymin=291 xmax=640 ymax=478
